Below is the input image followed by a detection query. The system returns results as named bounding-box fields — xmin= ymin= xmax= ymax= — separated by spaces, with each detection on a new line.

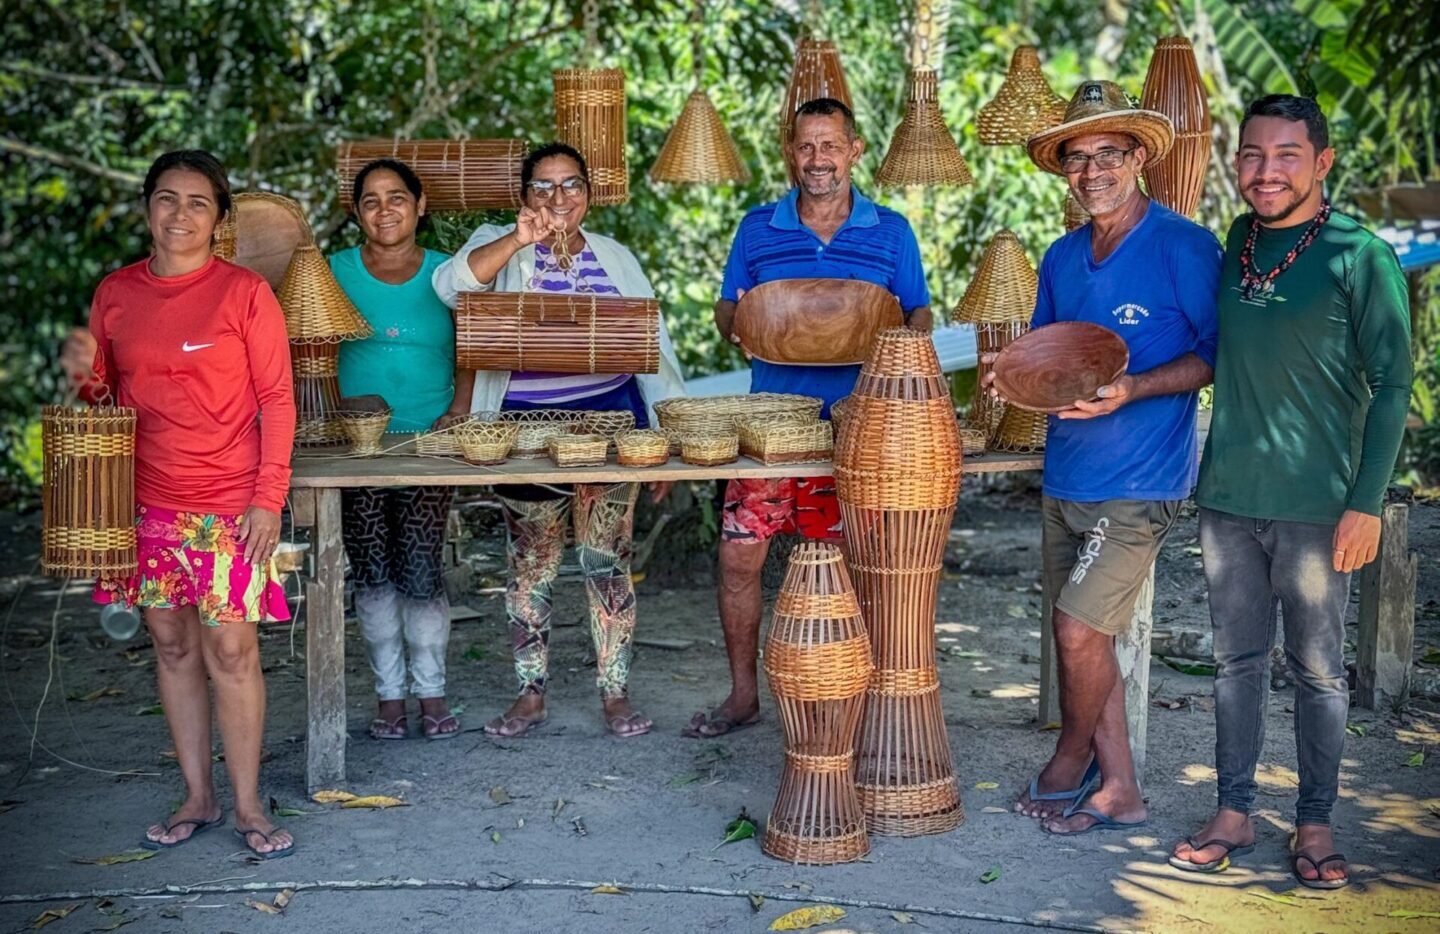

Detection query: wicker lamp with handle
xmin=953 ymin=230 xmax=1038 ymax=433
xmin=41 ymin=404 xmax=137 ymax=578
xmin=554 ymin=68 xmax=628 ymax=206
xmin=975 ymin=46 xmax=1068 ymax=145
xmin=1140 ymin=36 xmax=1212 ymax=218
xmin=875 ymin=67 xmax=973 ymax=188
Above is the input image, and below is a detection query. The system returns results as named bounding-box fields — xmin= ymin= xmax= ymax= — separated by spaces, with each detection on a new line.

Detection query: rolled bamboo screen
xmin=649 ymin=88 xmax=750 ymax=185
xmin=42 ymin=405 xmax=137 ymax=578
xmin=554 ymin=68 xmax=629 ymax=205
xmin=1140 ymin=36 xmax=1212 ymax=218
xmin=454 ymin=291 xmax=660 ymax=375
xmin=875 ymin=68 xmax=973 ymax=188
xmin=975 ymin=46 xmax=1067 ymax=145
xmin=336 ymin=139 xmax=527 ymax=212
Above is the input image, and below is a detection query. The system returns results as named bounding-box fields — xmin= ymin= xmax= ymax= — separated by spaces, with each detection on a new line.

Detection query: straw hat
xmin=1026 ymin=80 xmax=1174 ymax=176
xmin=276 ymin=245 xmax=373 ymax=343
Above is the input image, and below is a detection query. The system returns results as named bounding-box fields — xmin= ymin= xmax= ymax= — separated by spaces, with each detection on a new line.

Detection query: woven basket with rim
xmin=549 ymin=433 xmax=609 ymax=468
xmin=212 ymin=192 xmax=314 ymax=291
xmin=737 ymin=417 xmax=833 ymax=466
xmin=655 ymin=393 xmax=822 ymax=436
xmin=975 ymin=46 xmax=1067 ymax=145
xmin=334 ymin=409 xmax=392 ymax=457
xmin=988 ymin=404 xmax=1047 ymax=454
xmin=615 ymin=429 xmax=670 ymax=467
xmin=650 ymin=87 xmax=750 ymax=185
xmin=454 ymin=418 xmax=520 ymax=466
xmin=554 ymin=68 xmax=629 ymax=206
xmin=502 ymin=410 xmax=586 ymax=458
xmin=42 ymin=405 xmax=137 ymax=578
xmin=680 ymin=432 xmax=738 ymax=467
xmin=875 ymin=68 xmax=973 ymax=188
xmin=336 ymin=139 xmax=526 ymax=212
xmin=958 ymin=427 xmax=987 ymax=457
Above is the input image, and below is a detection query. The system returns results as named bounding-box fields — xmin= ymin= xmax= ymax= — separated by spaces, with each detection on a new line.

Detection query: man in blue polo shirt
xmin=985 ymin=81 xmax=1220 ymax=832
xmin=684 ymin=97 xmax=931 ymax=737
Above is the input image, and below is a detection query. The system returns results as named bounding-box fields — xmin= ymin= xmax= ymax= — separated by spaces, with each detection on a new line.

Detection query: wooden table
xmin=287 ymin=442 xmax=1042 ymax=792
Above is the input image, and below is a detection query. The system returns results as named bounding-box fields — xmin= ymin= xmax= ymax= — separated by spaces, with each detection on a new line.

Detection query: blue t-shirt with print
xmin=1034 ymin=200 xmax=1221 ymax=502
xmin=720 ymin=186 xmax=929 ymax=415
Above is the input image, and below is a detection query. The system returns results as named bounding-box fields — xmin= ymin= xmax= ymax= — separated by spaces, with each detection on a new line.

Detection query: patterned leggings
xmin=498 ymin=483 xmax=639 ymax=698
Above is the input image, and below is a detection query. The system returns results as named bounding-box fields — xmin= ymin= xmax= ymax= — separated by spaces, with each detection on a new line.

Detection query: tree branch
xmin=0 ymin=137 xmax=144 ymax=186
xmin=0 ymin=62 xmax=181 ymax=92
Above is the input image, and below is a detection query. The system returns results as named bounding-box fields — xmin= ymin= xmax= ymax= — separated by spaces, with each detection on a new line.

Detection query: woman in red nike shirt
xmin=87 ymin=151 xmax=297 ymax=858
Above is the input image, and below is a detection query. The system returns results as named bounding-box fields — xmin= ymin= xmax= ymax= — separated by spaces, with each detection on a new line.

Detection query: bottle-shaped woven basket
xmin=952 ymin=230 xmax=1038 ymax=433
xmin=761 ymin=542 xmax=873 ymax=864
xmin=1140 ymin=36 xmax=1211 ymax=218
xmin=41 ymin=405 xmax=137 ymax=578
xmin=834 ymin=328 xmax=964 ymax=836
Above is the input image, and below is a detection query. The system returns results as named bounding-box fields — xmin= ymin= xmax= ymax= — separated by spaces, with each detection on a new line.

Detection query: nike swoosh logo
xmin=181 ymin=342 xmax=214 ymax=352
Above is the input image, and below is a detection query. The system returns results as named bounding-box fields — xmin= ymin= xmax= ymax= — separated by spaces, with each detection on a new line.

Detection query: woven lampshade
xmin=276 ymin=246 xmax=372 ymax=344
xmin=1063 ymin=189 xmax=1091 ymax=231
xmin=875 ymin=68 xmax=972 ymax=189
xmin=554 ymin=68 xmax=629 ymax=206
xmin=975 ymin=46 xmax=1067 ymax=146
xmin=1140 ymin=36 xmax=1212 ymax=218
xmin=953 ymin=230 xmax=1037 ymax=324
xmin=42 ymin=405 xmax=137 ymax=578
xmin=649 ymin=87 xmax=750 ymax=185
xmin=988 ymin=403 xmax=1047 ymax=454
xmin=780 ymin=38 xmax=854 ymax=182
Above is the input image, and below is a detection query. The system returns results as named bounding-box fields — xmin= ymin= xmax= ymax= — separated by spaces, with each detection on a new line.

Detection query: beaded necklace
xmin=1239 ymin=199 xmax=1331 ymax=301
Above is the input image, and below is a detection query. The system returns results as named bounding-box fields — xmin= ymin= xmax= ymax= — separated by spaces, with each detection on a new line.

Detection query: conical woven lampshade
xmin=1063 ymin=190 xmax=1091 ymax=231
xmin=975 ymin=46 xmax=1067 ymax=146
xmin=650 ymin=87 xmax=751 ymax=185
xmin=953 ymin=230 xmax=1037 ymax=324
xmin=875 ymin=68 xmax=973 ymax=189
xmin=988 ymin=403 xmax=1047 ymax=454
xmin=276 ymin=246 xmax=372 ymax=344
xmin=780 ymin=38 xmax=853 ymax=182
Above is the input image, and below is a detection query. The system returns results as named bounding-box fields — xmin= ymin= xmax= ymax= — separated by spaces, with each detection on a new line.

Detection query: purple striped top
xmin=504 ymin=240 xmax=630 ymax=405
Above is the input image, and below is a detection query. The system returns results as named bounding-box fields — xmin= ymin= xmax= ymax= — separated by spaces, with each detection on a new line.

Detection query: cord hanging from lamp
xmin=554 ymin=0 xmax=629 ymax=205
xmin=875 ymin=0 xmax=972 ymax=188
xmin=975 ymin=46 xmax=1067 ymax=145
xmin=649 ymin=1 xmax=750 ymax=186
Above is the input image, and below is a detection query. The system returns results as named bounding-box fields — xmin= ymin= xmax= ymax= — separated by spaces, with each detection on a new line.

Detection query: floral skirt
xmin=93 ymin=504 xmax=290 ymax=626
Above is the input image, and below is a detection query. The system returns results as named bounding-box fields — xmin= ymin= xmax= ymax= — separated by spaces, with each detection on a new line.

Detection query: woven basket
xmin=959 ymin=427 xmax=987 ymax=457
xmin=1140 ymin=36 xmax=1212 ymax=218
xmin=456 ymin=291 xmax=660 ymax=375
xmin=212 ymin=192 xmax=314 ymax=291
xmin=454 ymin=418 xmax=520 ymax=466
xmin=615 ymin=429 xmax=669 ymax=467
xmin=502 ymin=410 xmax=586 ymax=458
xmin=336 ymin=139 xmax=526 ymax=212
xmin=334 ymin=410 xmax=392 ymax=457
xmin=1063 ymin=190 xmax=1091 ymax=231
xmin=650 ymin=87 xmax=750 ymax=185
xmin=554 ymin=68 xmax=628 ymax=206
xmin=41 ymin=405 xmax=137 ymax=578
xmin=975 ymin=46 xmax=1067 ymax=145
xmin=416 ymin=422 xmax=466 ymax=456
xmin=661 ymin=426 xmax=684 ymax=456
xmin=953 ymin=230 xmax=1037 ymax=325
xmin=829 ymin=396 xmax=850 ymax=439
xmin=738 ymin=417 xmax=833 ymax=466
xmin=278 ymin=245 xmax=373 ymax=343
xmin=654 ymin=393 xmax=823 ymax=436
xmin=580 ymin=410 xmax=636 ymax=440
xmin=971 ymin=321 xmax=1029 ymax=433
xmin=875 ymin=68 xmax=973 ymax=188
xmin=780 ymin=39 xmax=854 ymax=183
xmin=680 ymin=432 xmax=738 ymax=467
xmin=549 ymin=433 xmax=609 ymax=468
xmin=988 ymin=404 xmax=1048 ymax=453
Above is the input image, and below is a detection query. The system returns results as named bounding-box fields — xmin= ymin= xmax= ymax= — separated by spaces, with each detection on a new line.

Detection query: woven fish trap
xmin=579 ymin=410 xmax=636 ymax=441
xmin=970 ymin=320 xmax=1030 ymax=433
xmin=453 ymin=417 xmax=520 ymax=466
xmin=41 ymin=405 xmax=137 ymax=578
xmin=649 ymin=88 xmax=750 ymax=186
xmin=1064 ymin=189 xmax=1091 ymax=231
xmin=875 ymin=68 xmax=973 ymax=188
xmin=336 ymin=139 xmax=526 ymax=212
xmin=1141 ymin=36 xmax=1212 ymax=218
xmin=680 ymin=432 xmax=738 ymax=467
xmin=333 ymin=410 xmax=392 ymax=457
xmin=780 ymin=38 xmax=854 ymax=183
xmin=455 ymin=291 xmax=660 ymax=375
xmin=212 ymin=192 xmax=314 ymax=291
xmin=501 ymin=410 xmax=586 ymax=458
xmin=737 ymin=417 xmax=833 ymax=466
xmin=654 ymin=393 xmax=822 ymax=436
xmin=549 ymin=433 xmax=609 ymax=468
xmin=615 ymin=429 xmax=669 ymax=467
xmin=953 ymin=230 xmax=1037 ymax=325
xmin=761 ymin=542 xmax=872 ymax=865
xmin=975 ymin=46 xmax=1067 ymax=145
xmin=554 ymin=68 xmax=628 ymax=206
xmin=988 ymin=404 xmax=1048 ymax=454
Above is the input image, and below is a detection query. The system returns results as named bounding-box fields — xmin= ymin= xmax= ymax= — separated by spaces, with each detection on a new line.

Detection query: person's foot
xmin=1291 ymin=824 xmax=1349 ymax=887
xmin=484 ymin=694 xmax=547 ymax=738
xmin=682 ymin=692 xmax=759 ymax=738
xmin=602 ymin=695 xmax=652 ymax=737
xmin=419 ymin=696 xmax=460 ymax=739
xmin=1171 ymin=808 xmax=1253 ymax=870
xmin=368 ymin=698 xmax=408 ymax=740
xmin=1015 ymin=751 xmax=1096 ymax=820
xmin=232 ymin=811 xmax=294 ymax=857
xmin=144 ymin=796 xmax=223 ymax=846
xmin=1042 ymin=781 xmax=1147 ymax=835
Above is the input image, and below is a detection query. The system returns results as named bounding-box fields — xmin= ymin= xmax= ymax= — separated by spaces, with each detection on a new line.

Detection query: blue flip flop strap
xmin=1029 ymin=759 xmax=1102 ymax=802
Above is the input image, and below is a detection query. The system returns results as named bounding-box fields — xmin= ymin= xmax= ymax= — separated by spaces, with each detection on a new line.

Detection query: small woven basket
xmin=580 ymin=410 xmax=637 ymax=441
xmin=503 ymin=410 xmax=586 ymax=458
xmin=738 ymin=417 xmax=833 ymax=466
xmin=615 ymin=430 xmax=670 ymax=467
xmin=959 ymin=427 xmax=987 ymax=457
xmin=829 ymin=396 xmax=851 ymax=439
xmin=680 ymin=432 xmax=739 ymax=467
xmin=454 ymin=418 xmax=520 ymax=466
xmin=334 ymin=410 xmax=392 ymax=457
xmin=655 ymin=393 xmax=822 ymax=436
xmin=988 ymin=404 xmax=1048 ymax=454
xmin=416 ymin=425 xmax=464 ymax=456
xmin=549 ymin=433 xmax=609 ymax=468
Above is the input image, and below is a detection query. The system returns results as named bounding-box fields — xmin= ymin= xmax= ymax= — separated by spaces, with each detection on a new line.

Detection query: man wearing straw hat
xmin=687 ymin=97 xmax=933 ymax=737
xmin=985 ymin=80 xmax=1221 ymax=833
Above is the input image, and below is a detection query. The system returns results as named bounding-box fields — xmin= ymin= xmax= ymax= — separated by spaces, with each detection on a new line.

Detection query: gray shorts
xmin=1041 ymin=496 xmax=1181 ymax=636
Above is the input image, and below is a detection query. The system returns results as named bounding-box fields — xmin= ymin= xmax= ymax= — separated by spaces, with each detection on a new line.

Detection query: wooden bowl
xmin=991 ymin=321 xmax=1129 ymax=412
xmin=733 ymin=278 xmax=903 ymax=365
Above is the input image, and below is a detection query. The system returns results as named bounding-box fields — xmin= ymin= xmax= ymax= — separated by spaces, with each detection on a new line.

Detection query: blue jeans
xmin=1200 ymin=508 xmax=1350 ymax=826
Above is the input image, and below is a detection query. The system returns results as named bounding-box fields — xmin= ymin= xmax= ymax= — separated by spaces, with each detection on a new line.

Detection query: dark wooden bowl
xmin=991 ymin=321 xmax=1129 ymax=412
xmin=734 ymin=278 xmax=903 ymax=365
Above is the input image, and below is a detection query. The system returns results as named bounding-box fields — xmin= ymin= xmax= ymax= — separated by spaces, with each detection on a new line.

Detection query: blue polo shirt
xmin=1034 ymin=200 xmax=1221 ymax=502
xmin=720 ymin=186 xmax=929 ymax=414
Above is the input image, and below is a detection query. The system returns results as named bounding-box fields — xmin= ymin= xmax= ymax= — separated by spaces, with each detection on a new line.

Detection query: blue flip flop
xmin=139 ymin=811 xmax=225 ymax=850
xmin=1047 ymin=800 xmax=1149 ymax=836
xmin=1024 ymin=758 xmax=1101 ymax=806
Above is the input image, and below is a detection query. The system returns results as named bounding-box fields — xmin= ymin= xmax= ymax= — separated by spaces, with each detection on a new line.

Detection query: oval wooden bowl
xmin=734 ymin=279 xmax=903 ymax=365
xmin=991 ymin=321 xmax=1129 ymax=412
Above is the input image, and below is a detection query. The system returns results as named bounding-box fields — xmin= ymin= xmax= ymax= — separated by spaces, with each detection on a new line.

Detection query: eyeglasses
xmin=527 ymin=176 xmax=588 ymax=201
xmin=1059 ymin=147 xmax=1138 ymax=174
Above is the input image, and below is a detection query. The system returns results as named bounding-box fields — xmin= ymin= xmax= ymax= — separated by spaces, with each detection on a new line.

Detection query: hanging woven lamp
xmin=975 ymin=46 xmax=1067 ymax=145
xmin=276 ymin=245 xmax=374 ymax=446
xmin=651 ymin=3 xmax=749 ymax=186
xmin=553 ymin=68 xmax=629 ymax=206
xmin=953 ymin=230 xmax=1037 ymax=432
xmin=875 ymin=67 xmax=973 ymax=188
xmin=1063 ymin=189 xmax=1091 ymax=231
xmin=1140 ymin=36 xmax=1212 ymax=217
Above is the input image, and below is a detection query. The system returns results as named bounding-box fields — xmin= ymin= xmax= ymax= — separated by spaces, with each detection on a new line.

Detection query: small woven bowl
xmin=615 ymin=429 xmax=670 ymax=467
xmin=580 ymin=410 xmax=637 ymax=440
xmin=680 ymin=432 xmax=739 ymax=466
xmin=504 ymin=410 xmax=586 ymax=458
xmin=335 ymin=410 xmax=392 ymax=457
xmin=737 ymin=417 xmax=833 ymax=465
xmin=455 ymin=419 xmax=520 ymax=466
xmin=959 ymin=427 xmax=986 ymax=457
xmin=549 ymin=433 xmax=610 ymax=468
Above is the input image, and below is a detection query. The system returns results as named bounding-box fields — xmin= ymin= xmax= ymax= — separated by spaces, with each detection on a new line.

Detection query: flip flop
xmin=682 ymin=710 xmax=760 ymax=738
xmin=422 ymin=714 xmax=461 ymax=741
xmin=483 ymin=715 xmax=548 ymax=738
xmin=234 ymin=826 xmax=295 ymax=860
xmin=605 ymin=712 xmax=653 ymax=738
xmin=1046 ymin=803 xmax=1149 ymax=836
xmin=1021 ymin=758 xmax=1101 ymax=809
xmin=367 ymin=715 xmax=408 ymax=740
xmin=1167 ymin=836 xmax=1256 ymax=873
xmin=139 ymin=811 xmax=225 ymax=850
xmin=1290 ymin=850 xmax=1349 ymax=889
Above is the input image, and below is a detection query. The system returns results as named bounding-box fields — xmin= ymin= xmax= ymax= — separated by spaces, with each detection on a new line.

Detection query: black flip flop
xmin=139 ymin=811 xmax=225 ymax=850
xmin=1168 ymin=836 xmax=1255 ymax=873
xmin=235 ymin=826 xmax=295 ymax=861
xmin=681 ymin=710 xmax=760 ymax=738
xmin=1290 ymin=850 xmax=1349 ymax=889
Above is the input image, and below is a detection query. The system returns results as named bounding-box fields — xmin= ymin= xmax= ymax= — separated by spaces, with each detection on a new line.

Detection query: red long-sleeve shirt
xmin=89 ymin=257 xmax=295 ymax=514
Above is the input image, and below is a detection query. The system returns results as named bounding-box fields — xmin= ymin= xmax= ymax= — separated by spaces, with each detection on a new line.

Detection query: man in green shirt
xmin=1170 ymin=96 xmax=1412 ymax=889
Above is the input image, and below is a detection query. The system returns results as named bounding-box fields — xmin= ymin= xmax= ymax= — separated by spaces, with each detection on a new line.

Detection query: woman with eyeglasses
xmin=432 ymin=142 xmax=686 ymax=739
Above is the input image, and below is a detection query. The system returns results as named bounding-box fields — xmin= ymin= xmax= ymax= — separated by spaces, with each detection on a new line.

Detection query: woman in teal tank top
xmin=332 ymin=160 xmax=459 ymax=741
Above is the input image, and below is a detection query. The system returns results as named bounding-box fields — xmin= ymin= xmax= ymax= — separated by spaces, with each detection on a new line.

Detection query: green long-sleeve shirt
xmin=1197 ymin=209 xmax=1412 ymax=523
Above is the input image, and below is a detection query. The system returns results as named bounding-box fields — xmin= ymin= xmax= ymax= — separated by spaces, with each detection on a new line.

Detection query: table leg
xmin=1116 ymin=567 xmax=1154 ymax=782
xmin=305 ymin=487 xmax=346 ymax=793
xmin=1357 ymin=503 xmax=1418 ymax=710
xmin=1038 ymin=590 xmax=1059 ymax=726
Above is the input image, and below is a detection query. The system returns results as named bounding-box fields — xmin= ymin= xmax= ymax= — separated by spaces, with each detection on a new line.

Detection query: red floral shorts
xmin=721 ymin=478 xmax=843 ymax=543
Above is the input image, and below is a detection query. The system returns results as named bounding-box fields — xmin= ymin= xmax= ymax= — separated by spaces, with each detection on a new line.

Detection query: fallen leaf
xmin=516 ymin=818 xmax=525 ymax=829
xmin=667 ymin=772 xmax=701 ymax=788
xmin=463 ymin=644 xmax=486 ymax=662
xmin=1420 ymin=647 xmax=1440 ymax=666
xmin=95 ymin=916 xmax=135 ymax=932
xmin=311 ymin=789 xmax=357 ymax=804
xmin=1386 ymin=909 xmax=1440 ymax=919
xmin=590 ymin=884 xmax=627 ymax=895
xmin=134 ymin=704 xmax=163 ymax=716
xmin=489 ymin=786 xmax=511 ymax=806
xmin=0 ymin=799 xmax=20 ymax=815
xmin=1159 ymin=657 xmax=1216 ymax=677
xmin=769 ymin=905 xmax=846 ymax=930
xmin=490 ymin=831 xmax=502 ymax=844
xmin=1005 ymin=605 xmax=1028 ymax=619
xmin=245 ymin=898 xmax=282 ymax=915
xmin=981 ymin=806 xmax=1009 ymax=814
xmin=1247 ymin=892 xmax=1300 ymax=907
xmin=341 ymin=795 xmax=407 ymax=809
xmin=1345 ymin=724 xmax=1367 ymax=737
xmin=979 ymin=866 xmax=1002 ymax=884
xmin=1183 ymin=545 xmax=1203 ymax=556
xmin=1405 ymin=750 xmax=1426 ymax=768
xmin=974 ymin=781 xmax=999 ymax=790
xmin=273 ymin=889 xmax=294 ymax=910
xmin=891 ymin=911 xmax=917 ymax=924
xmin=269 ymin=796 xmax=309 ymax=817
xmin=748 ymin=894 xmax=765 ymax=913
xmin=552 ymin=798 xmax=567 ymax=820
xmin=714 ymin=809 xmax=756 ymax=849
xmin=30 ymin=903 xmax=82 ymax=929
xmin=70 ymin=686 xmax=122 ymax=702
xmin=1039 ymin=721 xmax=1062 ymax=731
xmin=71 ymin=850 xmax=156 ymax=866
xmin=969 ymin=688 xmax=992 ymax=698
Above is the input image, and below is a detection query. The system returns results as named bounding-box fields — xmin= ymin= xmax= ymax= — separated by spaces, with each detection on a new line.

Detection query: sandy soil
xmin=1 ymin=486 xmax=1437 ymax=934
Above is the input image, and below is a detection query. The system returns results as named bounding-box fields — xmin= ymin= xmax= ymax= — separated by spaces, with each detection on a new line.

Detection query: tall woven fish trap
xmin=455 ymin=291 xmax=659 ymax=375
xmin=649 ymin=88 xmax=750 ymax=186
xmin=654 ymin=393 xmax=823 ymax=436
xmin=761 ymin=542 xmax=873 ymax=865
xmin=875 ymin=68 xmax=973 ymax=189
xmin=554 ymin=68 xmax=629 ymax=206
xmin=834 ymin=329 xmax=963 ymax=836
xmin=975 ymin=46 xmax=1067 ymax=145
xmin=1140 ymin=36 xmax=1212 ymax=218
xmin=41 ymin=406 xmax=137 ymax=578
xmin=336 ymin=139 xmax=527 ymax=212
xmin=780 ymin=38 xmax=854 ymax=183
xmin=953 ymin=230 xmax=1038 ymax=432
xmin=212 ymin=192 xmax=314 ymax=291
xmin=988 ymin=403 xmax=1048 ymax=454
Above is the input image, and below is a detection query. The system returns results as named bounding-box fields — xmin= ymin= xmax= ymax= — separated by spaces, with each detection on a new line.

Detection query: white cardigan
xmin=432 ymin=223 xmax=687 ymax=421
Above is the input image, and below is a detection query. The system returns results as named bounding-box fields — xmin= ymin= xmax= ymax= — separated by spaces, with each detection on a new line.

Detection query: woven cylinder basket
xmin=554 ymin=68 xmax=629 ymax=206
xmin=41 ymin=406 xmax=137 ymax=578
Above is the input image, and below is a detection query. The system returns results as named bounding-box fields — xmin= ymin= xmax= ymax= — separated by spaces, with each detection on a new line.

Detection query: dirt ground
xmin=1 ymin=485 xmax=1438 ymax=934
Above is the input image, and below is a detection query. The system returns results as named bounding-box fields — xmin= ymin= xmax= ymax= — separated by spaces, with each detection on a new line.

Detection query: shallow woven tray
xmin=549 ymin=433 xmax=609 ymax=468
xmin=680 ymin=433 xmax=739 ymax=467
xmin=502 ymin=410 xmax=586 ymax=458
xmin=738 ymin=417 xmax=833 ymax=466
xmin=615 ymin=429 xmax=670 ymax=467
xmin=655 ymin=393 xmax=822 ymax=436
xmin=454 ymin=418 xmax=520 ymax=466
